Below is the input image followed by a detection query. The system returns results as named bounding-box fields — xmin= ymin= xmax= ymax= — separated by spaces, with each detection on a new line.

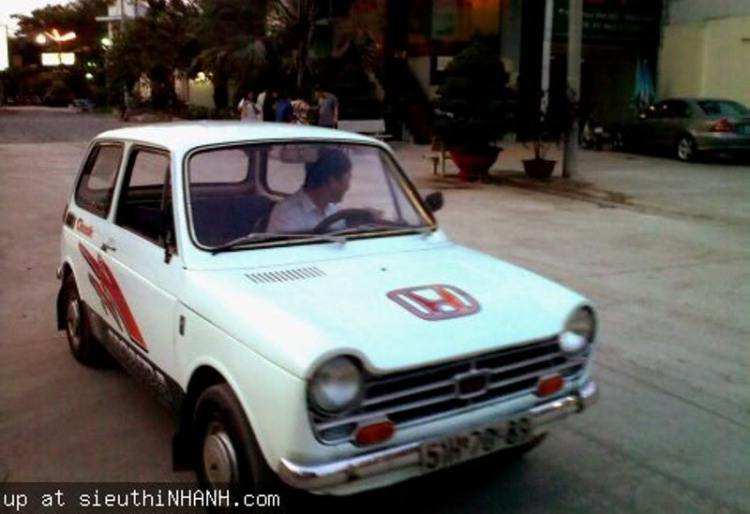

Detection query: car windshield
xmin=186 ymin=142 xmax=432 ymax=250
xmin=696 ymin=100 xmax=750 ymax=117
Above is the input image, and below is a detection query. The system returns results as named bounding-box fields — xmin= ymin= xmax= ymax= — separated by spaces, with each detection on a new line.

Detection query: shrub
xmin=434 ymin=38 xmax=512 ymax=150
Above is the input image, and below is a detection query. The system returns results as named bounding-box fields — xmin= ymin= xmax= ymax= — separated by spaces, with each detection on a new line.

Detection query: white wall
xmin=659 ymin=16 xmax=750 ymax=107
xmin=407 ymin=56 xmax=437 ymax=100
xmin=667 ymin=0 xmax=750 ymax=25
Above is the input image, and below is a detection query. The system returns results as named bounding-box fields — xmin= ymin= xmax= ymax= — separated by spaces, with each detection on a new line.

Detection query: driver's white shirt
xmin=266 ymin=189 xmax=341 ymax=233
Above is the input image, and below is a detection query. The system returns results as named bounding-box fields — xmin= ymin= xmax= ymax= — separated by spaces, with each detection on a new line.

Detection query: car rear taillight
xmin=710 ymin=119 xmax=735 ymax=133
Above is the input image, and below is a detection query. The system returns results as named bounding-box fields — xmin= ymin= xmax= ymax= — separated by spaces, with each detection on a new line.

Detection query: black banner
xmin=553 ymin=0 xmax=662 ymax=46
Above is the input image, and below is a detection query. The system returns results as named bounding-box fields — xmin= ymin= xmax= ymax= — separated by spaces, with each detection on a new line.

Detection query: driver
xmin=266 ymin=148 xmax=352 ymax=233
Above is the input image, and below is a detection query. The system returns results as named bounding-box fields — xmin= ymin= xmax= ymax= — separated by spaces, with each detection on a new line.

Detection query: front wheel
xmin=194 ymin=384 xmax=279 ymax=510
xmin=676 ymin=135 xmax=698 ymax=162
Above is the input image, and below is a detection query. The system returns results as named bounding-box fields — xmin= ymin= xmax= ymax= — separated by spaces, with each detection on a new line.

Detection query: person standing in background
xmin=256 ymin=90 xmax=267 ymax=121
xmin=316 ymin=88 xmax=339 ymax=129
xmin=238 ymin=91 xmax=260 ymax=121
xmin=276 ymin=90 xmax=295 ymax=123
xmin=263 ymin=90 xmax=278 ymax=121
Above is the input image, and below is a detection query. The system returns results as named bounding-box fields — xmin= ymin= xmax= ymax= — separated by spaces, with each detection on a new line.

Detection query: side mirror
xmin=425 ymin=192 xmax=443 ymax=213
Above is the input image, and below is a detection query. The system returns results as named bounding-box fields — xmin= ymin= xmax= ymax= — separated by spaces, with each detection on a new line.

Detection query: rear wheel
xmin=676 ymin=135 xmax=698 ymax=162
xmin=62 ymin=275 xmax=107 ymax=367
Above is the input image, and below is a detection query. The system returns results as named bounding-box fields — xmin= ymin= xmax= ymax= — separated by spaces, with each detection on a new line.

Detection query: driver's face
xmin=328 ymin=169 xmax=352 ymax=204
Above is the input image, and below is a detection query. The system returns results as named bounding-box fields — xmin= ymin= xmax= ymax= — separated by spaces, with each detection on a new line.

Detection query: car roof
xmin=95 ymin=121 xmax=381 ymax=151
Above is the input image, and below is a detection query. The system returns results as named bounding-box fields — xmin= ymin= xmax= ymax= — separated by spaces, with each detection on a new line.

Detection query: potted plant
xmin=522 ymin=95 xmax=561 ymax=180
xmin=522 ymin=114 xmax=557 ymax=179
xmin=434 ymin=38 xmax=512 ymax=181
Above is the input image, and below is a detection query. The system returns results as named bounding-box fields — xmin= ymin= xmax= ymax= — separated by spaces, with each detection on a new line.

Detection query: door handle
xmin=101 ymin=242 xmax=117 ymax=253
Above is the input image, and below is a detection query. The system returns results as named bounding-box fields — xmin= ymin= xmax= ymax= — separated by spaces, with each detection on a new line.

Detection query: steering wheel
xmin=312 ymin=208 xmax=379 ymax=234
xmin=313 ymin=208 xmax=376 ymax=233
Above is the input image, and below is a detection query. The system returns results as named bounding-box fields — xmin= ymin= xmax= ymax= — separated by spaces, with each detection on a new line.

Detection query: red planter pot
xmin=522 ymin=158 xmax=556 ymax=179
xmin=449 ymin=146 xmax=502 ymax=181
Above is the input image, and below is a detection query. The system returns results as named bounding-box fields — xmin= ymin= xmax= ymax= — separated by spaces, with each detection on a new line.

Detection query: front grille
xmin=312 ymin=337 xmax=588 ymax=444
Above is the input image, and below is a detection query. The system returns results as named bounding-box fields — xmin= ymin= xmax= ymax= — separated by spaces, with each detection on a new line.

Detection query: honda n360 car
xmin=57 ymin=122 xmax=598 ymax=499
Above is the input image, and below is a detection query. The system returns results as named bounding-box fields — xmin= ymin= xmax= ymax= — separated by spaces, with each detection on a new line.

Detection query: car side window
xmin=115 ymin=148 xmax=174 ymax=247
xmin=665 ymin=100 xmax=690 ymax=118
xmin=74 ymin=144 xmax=123 ymax=218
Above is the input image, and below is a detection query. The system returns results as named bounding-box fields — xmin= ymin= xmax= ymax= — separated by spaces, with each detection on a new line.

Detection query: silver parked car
xmin=612 ymin=98 xmax=750 ymax=162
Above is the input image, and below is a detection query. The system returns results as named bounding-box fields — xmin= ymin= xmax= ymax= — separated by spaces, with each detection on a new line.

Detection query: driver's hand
xmin=365 ymin=208 xmax=384 ymax=220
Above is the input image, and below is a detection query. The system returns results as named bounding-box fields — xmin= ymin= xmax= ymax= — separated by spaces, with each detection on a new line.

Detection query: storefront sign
xmin=41 ymin=52 xmax=76 ymax=66
xmin=553 ymin=0 xmax=661 ymax=46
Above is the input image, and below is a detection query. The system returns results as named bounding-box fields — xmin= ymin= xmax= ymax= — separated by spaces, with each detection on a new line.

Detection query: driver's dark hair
xmin=304 ymin=148 xmax=351 ymax=189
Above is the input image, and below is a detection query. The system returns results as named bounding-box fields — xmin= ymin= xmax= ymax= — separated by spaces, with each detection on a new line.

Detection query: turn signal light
xmin=536 ymin=374 xmax=564 ymax=397
xmin=355 ymin=421 xmax=395 ymax=446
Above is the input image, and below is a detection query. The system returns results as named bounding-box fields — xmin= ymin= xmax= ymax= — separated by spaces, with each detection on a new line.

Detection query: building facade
xmin=659 ymin=0 xmax=750 ymax=107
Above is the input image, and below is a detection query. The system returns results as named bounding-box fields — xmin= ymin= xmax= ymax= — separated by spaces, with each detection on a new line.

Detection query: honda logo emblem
xmin=387 ymin=285 xmax=480 ymax=321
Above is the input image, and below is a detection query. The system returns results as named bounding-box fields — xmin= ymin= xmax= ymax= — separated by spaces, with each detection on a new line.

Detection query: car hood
xmin=183 ymin=244 xmax=588 ymax=378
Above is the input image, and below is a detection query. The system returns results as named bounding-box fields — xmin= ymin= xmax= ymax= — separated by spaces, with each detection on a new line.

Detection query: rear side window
xmin=74 ymin=144 xmax=123 ymax=218
xmin=696 ymin=101 xmax=750 ymax=117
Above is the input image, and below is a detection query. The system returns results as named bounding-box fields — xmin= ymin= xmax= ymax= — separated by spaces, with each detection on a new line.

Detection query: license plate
xmin=420 ymin=416 xmax=533 ymax=472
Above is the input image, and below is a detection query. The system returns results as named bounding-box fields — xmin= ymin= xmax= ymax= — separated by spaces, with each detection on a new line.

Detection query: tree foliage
xmin=265 ymin=0 xmax=322 ymax=96
xmin=191 ymin=0 xmax=271 ymax=108
xmin=11 ymin=0 xmax=109 ymax=104
xmin=13 ymin=0 xmax=109 ymax=57
xmin=107 ymin=0 xmax=198 ymax=110
xmin=434 ymin=38 xmax=512 ymax=150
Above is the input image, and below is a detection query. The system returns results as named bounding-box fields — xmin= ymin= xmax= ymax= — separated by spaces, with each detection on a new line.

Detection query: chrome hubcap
xmin=678 ymin=139 xmax=692 ymax=160
xmin=66 ymin=298 xmax=81 ymax=350
xmin=202 ymin=422 xmax=238 ymax=487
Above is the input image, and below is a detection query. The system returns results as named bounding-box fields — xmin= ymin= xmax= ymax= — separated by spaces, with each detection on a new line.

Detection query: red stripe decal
xmin=79 ymin=243 xmax=147 ymax=351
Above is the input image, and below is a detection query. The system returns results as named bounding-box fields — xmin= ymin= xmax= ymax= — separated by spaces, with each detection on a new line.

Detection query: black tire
xmin=62 ymin=275 xmax=107 ymax=367
xmin=676 ymin=134 xmax=698 ymax=162
xmin=193 ymin=384 xmax=280 ymax=512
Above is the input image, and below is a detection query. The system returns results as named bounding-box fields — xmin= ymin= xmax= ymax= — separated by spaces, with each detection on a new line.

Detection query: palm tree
xmin=265 ymin=0 xmax=320 ymax=96
xmin=191 ymin=0 xmax=271 ymax=109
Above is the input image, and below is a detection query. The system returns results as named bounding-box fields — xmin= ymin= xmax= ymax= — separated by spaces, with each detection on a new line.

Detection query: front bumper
xmin=278 ymin=380 xmax=598 ymax=492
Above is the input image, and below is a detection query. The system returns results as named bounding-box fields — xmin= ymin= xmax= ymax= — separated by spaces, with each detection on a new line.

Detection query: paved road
xmin=1 ymin=108 xmax=748 ymax=513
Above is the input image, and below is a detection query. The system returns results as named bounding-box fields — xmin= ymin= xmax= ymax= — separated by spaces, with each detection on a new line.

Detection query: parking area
xmin=1 ymin=108 xmax=748 ymax=513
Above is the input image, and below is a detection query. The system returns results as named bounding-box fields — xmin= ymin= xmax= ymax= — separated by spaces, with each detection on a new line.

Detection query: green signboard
xmin=553 ymin=0 xmax=662 ymax=46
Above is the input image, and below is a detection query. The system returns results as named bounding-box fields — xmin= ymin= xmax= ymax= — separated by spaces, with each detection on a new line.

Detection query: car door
xmin=657 ymin=100 xmax=691 ymax=151
xmin=98 ymin=145 xmax=182 ymax=399
xmin=68 ymin=142 xmax=126 ymax=327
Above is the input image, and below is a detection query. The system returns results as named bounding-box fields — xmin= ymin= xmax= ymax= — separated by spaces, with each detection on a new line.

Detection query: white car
xmin=57 ymin=122 xmax=598 ymax=499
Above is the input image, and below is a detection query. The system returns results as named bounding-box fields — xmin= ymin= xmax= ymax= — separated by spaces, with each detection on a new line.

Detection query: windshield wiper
xmin=211 ymin=232 xmax=346 ymax=254
xmin=328 ymin=224 xmax=433 ymax=238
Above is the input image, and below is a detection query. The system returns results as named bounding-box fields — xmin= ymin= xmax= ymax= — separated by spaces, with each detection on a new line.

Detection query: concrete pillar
xmin=563 ymin=0 xmax=582 ymax=179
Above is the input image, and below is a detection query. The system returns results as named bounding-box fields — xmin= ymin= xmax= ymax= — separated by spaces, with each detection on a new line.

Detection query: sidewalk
xmin=391 ymin=140 xmax=750 ymax=227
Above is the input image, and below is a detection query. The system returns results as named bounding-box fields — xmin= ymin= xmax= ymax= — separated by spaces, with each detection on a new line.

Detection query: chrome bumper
xmin=278 ymin=381 xmax=599 ymax=491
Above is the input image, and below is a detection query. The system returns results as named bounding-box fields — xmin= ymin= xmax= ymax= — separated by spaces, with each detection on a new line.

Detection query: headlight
xmin=561 ymin=307 xmax=597 ymax=354
xmin=309 ymin=357 xmax=363 ymax=415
